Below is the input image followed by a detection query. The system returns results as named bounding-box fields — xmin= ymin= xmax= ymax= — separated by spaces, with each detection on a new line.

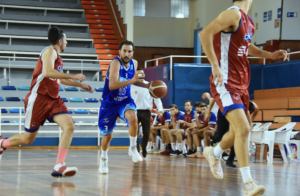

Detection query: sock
xmin=240 ymin=167 xmax=253 ymax=183
xmin=197 ymin=147 xmax=202 ymax=153
xmin=101 ymin=149 xmax=108 ymax=159
xmin=213 ymin=143 xmax=225 ymax=158
xmin=129 ymin=136 xmax=137 ymax=147
xmin=56 ymin=148 xmax=68 ymax=164
xmin=153 ymin=143 xmax=157 ymax=149
xmin=1 ymin=139 xmax=11 ymax=148
xmin=147 ymin=142 xmax=152 ymax=149
xmin=161 ymin=143 xmax=165 ymax=149
xmin=178 ymin=143 xmax=182 ymax=151
xmin=171 ymin=143 xmax=176 ymax=151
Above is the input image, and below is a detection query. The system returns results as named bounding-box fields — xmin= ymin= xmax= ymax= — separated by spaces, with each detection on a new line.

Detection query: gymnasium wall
xmin=145 ymin=60 xmax=300 ymax=110
xmin=282 ymin=0 xmax=300 ymax=40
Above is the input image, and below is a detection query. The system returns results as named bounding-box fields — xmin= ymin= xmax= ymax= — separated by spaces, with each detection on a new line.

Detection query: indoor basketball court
xmin=0 ymin=0 xmax=300 ymax=195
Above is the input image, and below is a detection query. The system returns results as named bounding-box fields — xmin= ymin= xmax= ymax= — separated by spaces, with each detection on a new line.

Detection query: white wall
xmin=250 ymin=0 xmax=281 ymax=44
xmin=282 ymin=0 xmax=300 ymax=40
xmin=134 ymin=17 xmax=193 ymax=47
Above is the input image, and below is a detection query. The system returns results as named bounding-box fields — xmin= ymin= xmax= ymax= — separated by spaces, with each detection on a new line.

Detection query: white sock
xmin=147 ymin=142 xmax=152 ymax=149
xmin=129 ymin=136 xmax=137 ymax=147
xmin=161 ymin=143 xmax=165 ymax=150
xmin=213 ymin=143 xmax=224 ymax=158
xmin=101 ymin=149 xmax=108 ymax=159
xmin=153 ymin=143 xmax=157 ymax=149
xmin=178 ymin=143 xmax=182 ymax=151
xmin=240 ymin=167 xmax=253 ymax=183
xmin=197 ymin=147 xmax=202 ymax=152
xmin=171 ymin=143 xmax=176 ymax=151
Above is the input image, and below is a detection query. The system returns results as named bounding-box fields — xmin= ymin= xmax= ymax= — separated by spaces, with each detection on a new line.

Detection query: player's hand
xmin=72 ymin=74 xmax=86 ymax=82
xmin=212 ymin=65 xmax=223 ymax=86
xmin=204 ymin=112 xmax=211 ymax=122
xmin=194 ymin=113 xmax=198 ymax=120
xmin=81 ymin=84 xmax=93 ymax=93
xmin=158 ymin=111 xmax=163 ymax=118
xmin=270 ymin=50 xmax=288 ymax=61
xmin=131 ymin=72 xmax=142 ymax=84
xmin=192 ymin=130 xmax=198 ymax=134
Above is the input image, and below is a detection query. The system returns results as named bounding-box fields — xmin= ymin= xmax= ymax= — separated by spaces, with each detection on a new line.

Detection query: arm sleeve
xmin=208 ymin=112 xmax=217 ymax=125
xmin=153 ymin=98 xmax=163 ymax=112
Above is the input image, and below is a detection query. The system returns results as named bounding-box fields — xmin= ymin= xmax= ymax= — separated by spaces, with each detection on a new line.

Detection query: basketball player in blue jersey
xmin=98 ymin=40 xmax=144 ymax=174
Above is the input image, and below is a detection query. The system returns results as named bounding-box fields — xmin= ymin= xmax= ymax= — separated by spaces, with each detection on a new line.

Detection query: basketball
xmin=149 ymin=80 xmax=168 ymax=98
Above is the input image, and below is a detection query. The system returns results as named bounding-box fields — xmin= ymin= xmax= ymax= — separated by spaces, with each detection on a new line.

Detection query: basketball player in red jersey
xmin=199 ymin=0 xmax=287 ymax=195
xmin=0 ymin=26 xmax=93 ymax=178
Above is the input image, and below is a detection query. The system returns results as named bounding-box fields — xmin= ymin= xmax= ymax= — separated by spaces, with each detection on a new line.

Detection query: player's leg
xmin=98 ymin=102 xmax=119 ymax=174
xmin=226 ymin=146 xmax=236 ymax=168
xmin=160 ymin=129 xmax=172 ymax=155
xmin=123 ymin=109 xmax=143 ymax=162
xmin=203 ymin=129 xmax=216 ymax=147
xmin=51 ymin=113 xmax=78 ymax=178
xmin=148 ymin=129 xmax=159 ymax=154
xmin=139 ymin=110 xmax=151 ymax=158
xmin=168 ymin=129 xmax=177 ymax=152
xmin=172 ymin=129 xmax=185 ymax=155
xmin=186 ymin=128 xmax=195 ymax=154
xmin=189 ymin=129 xmax=204 ymax=158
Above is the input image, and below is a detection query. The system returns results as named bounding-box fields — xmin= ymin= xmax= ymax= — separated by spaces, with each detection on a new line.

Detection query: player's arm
xmin=152 ymin=122 xmax=170 ymax=130
xmin=194 ymin=113 xmax=201 ymax=127
xmin=132 ymin=61 xmax=149 ymax=89
xmin=42 ymin=48 xmax=85 ymax=81
xmin=193 ymin=125 xmax=214 ymax=134
xmin=251 ymin=102 xmax=259 ymax=122
xmin=248 ymin=44 xmax=288 ymax=61
xmin=109 ymin=59 xmax=139 ymax=90
xmin=247 ymin=111 xmax=253 ymax=130
xmin=153 ymin=98 xmax=163 ymax=113
xmin=180 ymin=120 xmax=196 ymax=128
xmin=60 ymin=79 xmax=93 ymax=93
xmin=199 ymin=9 xmax=241 ymax=86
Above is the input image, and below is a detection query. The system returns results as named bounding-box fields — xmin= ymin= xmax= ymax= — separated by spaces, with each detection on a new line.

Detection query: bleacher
xmin=252 ymin=87 xmax=300 ymax=130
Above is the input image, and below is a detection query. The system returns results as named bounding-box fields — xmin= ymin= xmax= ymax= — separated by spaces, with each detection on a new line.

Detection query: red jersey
xmin=210 ymin=6 xmax=255 ymax=90
xmin=183 ymin=110 xmax=196 ymax=129
xmin=29 ymin=47 xmax=63 ymax=99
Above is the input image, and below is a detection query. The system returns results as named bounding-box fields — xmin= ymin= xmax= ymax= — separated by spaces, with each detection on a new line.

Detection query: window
xmin=134 ymin=0 xmax=146 ymax=17
xmin=170 ymin=0 xmax=189 ymax=18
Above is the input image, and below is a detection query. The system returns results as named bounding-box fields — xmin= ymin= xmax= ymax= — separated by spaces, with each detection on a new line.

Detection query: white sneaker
xmin=159 ymin=146 xmax=166 ymax=153
xmin=128 ymin=146 xmax=143 ymax=162
xmin=51 ymin=163 xmax=78 ymax=178
xmin=99 ymin=157 xmax=109 ymax=174
xmin=153 ymin=148 xmax=160 ymax=154
xmin=243 ymin=179 xmax=265 ymax=196
xmin=147 ymin=148 xmax=154 ymax=154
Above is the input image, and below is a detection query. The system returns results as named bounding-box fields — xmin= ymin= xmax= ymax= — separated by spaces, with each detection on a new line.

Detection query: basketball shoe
xmin=51 ymin=163 xmax=78 ymax=178
xmin=128 ymin=145 xmax=143 ymax=162
xmin=99 ymin=157 xmax=109 ymax=174
xmin=243 ymin=179 xmax=265 ymax=196
xmin=203 ymin=146 xmax=224 ymax=179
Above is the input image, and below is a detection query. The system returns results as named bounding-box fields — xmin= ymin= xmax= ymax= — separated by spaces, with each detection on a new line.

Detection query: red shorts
xmin=24 ymin=93 xmax=70 ymax=132
xmin=210 ymin=83 xmax=249 ymax=116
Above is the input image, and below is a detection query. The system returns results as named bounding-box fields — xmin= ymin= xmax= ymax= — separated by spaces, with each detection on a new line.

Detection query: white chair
xmin=249 ymin=122 xmax=273 ymax=163
xmin=252 ymin=123 xmax=262 ymax=130
xmin=289 ymin=132 xmax=300 ymax=159
xmin=273 ymin=122 xmax=296 ymax=163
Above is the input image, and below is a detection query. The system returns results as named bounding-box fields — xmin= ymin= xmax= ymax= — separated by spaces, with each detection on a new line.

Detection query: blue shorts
xmin=98 ymin=98 xmax=137 ymax=136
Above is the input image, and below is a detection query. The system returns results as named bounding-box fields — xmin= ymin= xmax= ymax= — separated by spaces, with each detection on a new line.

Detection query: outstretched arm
xmin=248 ymin=44 xmax=288 ymax=61
xmin=61 ymin=79 xmax=93 ymax=93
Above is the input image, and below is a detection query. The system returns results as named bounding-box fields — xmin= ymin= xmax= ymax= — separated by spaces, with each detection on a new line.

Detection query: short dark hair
xmin=169 ymin=104 xmax=178 ymax=109
xmin=185 ymin=100 xmax=192 ymax=106
xmin=137 ymin=67 xmax=143 ymax=71
xmin=200 ymin=103 xmax=208 ymax=108
xmin=249 ymin=102 xmax=255 ymax=112
xmin=119 ymin=40 xmax=135 ymax=51
xmin=194 ymin=101 xmax=202 ymax=108
xmin=48 ymin=26 xmax=65 ymax=45
xmin=233 ymin=0 xmax=243 ymax=2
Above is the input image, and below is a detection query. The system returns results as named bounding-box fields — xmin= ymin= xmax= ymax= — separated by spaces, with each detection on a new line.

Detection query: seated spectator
xmin=149 ymin=110 xmax=171 ymax=154
xmin=189 ymin=103 xmax=217 ymax=158
xmin=146 ymin=109 xmax=159 ymax=151
xmin=161 ymin=104 xmax=185 ymax=155
xmin=169 ymin=100 xmax=197 ymax=156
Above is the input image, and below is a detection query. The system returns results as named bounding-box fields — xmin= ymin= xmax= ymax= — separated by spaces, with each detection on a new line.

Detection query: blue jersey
xmin=102 ymin=56 xmax=136 ymax=104
xmin=156 ymin=111 xmax=171 ymax=125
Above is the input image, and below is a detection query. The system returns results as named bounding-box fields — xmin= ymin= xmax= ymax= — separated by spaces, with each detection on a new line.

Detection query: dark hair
xmin=200 ymin=103 xmax=208 ymax=108
xmin=249 ymin=102 xmax=255 ymax=112
xmin=137 ymin=67 xmax=143 ymax=71
xmin=185 ymin=100 xmax=192 ymax=106
xmin=233 ymin=0 xmax=243 ymax=2
xmin=169 ymin=104 xmax=178 ymax=109
xmin=48 ymin=26 xmax=65 ymax=45
xmin=194 ymin=102 xmax=202 ymax=108
xmin=119 ymin=40 xmax=135 ymax=51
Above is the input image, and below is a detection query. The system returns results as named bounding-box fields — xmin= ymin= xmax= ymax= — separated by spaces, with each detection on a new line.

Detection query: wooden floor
xmin=0 ymin=149 xmax=299 ymax=196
